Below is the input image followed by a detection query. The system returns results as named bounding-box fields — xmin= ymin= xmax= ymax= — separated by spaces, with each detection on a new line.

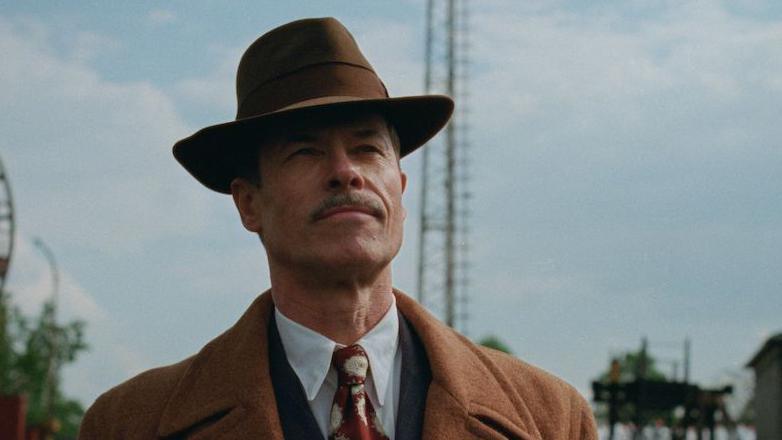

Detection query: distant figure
xmin=78 ymin=17 xmax=597 ymax=439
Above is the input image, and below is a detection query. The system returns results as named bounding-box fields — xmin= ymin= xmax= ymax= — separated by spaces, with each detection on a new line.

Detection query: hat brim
xmin=172 ymin=94 xmax=454 ymax=194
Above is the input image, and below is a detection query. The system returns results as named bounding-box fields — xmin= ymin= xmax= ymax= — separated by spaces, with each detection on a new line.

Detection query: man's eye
xmin=357 ymin=145 xmax=382 ymax=154
xmin=291 ymin=147 xmax=319 ymax=157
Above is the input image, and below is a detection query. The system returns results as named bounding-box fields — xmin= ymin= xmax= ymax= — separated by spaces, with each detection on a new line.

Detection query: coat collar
xmin=157 ymin=291 xmax=283 ymax=438
xmin=394 ymin=291 xmax=542 ymax=440
xmin=158 ymin=290 xmax=540 ymax=439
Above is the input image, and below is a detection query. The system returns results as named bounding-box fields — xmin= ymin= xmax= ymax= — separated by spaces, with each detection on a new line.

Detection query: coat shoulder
xmin=475 ymin=345 xmax=597 ymax=439
xmin=79 ymin=355 xmax=194 ymax=439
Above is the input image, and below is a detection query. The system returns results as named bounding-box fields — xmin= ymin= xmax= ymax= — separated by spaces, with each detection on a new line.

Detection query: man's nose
xmin=326 ymin=151 xmax=364 ymax=190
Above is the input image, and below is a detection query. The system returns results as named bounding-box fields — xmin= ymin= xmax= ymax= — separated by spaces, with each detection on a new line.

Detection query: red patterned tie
xmin=328 ymin=344 xmax=389 ymax=440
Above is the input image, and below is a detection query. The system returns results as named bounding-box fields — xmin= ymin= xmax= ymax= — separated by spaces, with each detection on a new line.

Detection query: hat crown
xmin=172 ymin=17 xmax=454 ymax=194
xmin=236 ymin=17 xmax=375 ymax=108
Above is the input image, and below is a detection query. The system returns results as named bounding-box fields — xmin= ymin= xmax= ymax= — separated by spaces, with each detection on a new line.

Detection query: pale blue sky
xmin=1 ymin=1 xmax=780 ymax=413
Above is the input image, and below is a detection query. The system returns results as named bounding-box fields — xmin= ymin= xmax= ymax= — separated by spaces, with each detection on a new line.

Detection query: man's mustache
xmin=310 ymin=192 xmax=384 ymax=221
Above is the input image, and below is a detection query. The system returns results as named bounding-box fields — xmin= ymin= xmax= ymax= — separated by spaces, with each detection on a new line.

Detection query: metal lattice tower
xmin=417 ymin=0 xmax=471 ymax=332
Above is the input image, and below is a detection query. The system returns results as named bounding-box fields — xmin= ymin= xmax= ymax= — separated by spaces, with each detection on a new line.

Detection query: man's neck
xmin=269 ymin=267 xmax=394 ymax=345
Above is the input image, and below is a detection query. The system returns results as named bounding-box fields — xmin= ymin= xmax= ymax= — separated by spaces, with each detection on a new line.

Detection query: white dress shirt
xmin=274 ymin=297 xmax=402 ymax=439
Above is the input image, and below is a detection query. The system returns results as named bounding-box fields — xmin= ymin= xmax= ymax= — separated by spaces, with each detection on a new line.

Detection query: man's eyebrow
xmin=353 ymin=127 xmax=380 ymax=138
xmin=284 ymin=132 xmax=318 ymax=143
xmin=352 ymin=128 xmax=383 ymax=139
xmin=282 ymin=127 xmax=386 ymax=144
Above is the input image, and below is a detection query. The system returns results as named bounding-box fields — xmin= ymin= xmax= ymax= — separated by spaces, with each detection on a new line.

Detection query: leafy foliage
xmin=594 ymin=350 xmax=672 ymax=425
xmin=478 ymin=335 xmax=513 ymax=354
xmin=0 ymin=292 xmax=87 ymax=439
xmin=597 ymin=351 xmax=667 ymax=384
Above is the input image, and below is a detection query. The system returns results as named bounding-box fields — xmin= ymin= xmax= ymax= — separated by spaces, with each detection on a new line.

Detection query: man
xmin=79 ymin=17 xmax=597 ymax=439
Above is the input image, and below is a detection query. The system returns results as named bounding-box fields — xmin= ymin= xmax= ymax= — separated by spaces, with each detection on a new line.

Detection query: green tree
xmin=0 ymin=292 xmax=88 ymax=439
xmin=597 ymin=351 xmax=667 ymax=384
xmin=594 ymin=350 xmax=672 ymax=426
xmin=478 ymin=335 xmax=513 ymax=354
xmin=0 ymin=292 xmax=24 ymax=392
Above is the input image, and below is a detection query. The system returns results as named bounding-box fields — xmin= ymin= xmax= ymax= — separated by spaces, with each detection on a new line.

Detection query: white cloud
xmin=468 ymin=1 xmax=782 ymax=143
xmin=70 ymin=31 xmax=120 ymax=63
xmin=173 ymin=46 xmax=241 ymax=116
xmin=0 ymin=15 xmax=218 ymax=405
xmin=147 ymin=9 xmax=177 ymax=26
xmin=351 ymin=19 xmax=424 ymax=96
xmin=0 ymin=17 xmax=215 ymax=253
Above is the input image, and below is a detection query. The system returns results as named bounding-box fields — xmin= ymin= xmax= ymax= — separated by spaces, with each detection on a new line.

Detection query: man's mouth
xmin=315 ymin=205 xmax=377 ymax=221
xmin=311 ymin=193 xmax=384 ymax=222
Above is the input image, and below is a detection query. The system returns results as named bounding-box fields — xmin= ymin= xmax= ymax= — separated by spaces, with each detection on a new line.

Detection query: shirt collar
xmin=355 ymin=297 xmax=399 ymax=407
xmin=274 ymin=296 xmax=399 ymax=405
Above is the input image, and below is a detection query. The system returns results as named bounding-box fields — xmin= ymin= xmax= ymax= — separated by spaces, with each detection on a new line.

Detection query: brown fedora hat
xmin=172 ymin=17 xmax=454 ymax=194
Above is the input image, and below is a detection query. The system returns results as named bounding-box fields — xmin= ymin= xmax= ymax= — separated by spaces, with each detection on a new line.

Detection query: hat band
xmin=236 ymin=63 xmax=389 ymax=120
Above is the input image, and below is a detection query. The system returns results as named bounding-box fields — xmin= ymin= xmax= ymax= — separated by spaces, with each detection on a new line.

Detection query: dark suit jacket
xmin=79 ymin=290 xmax=597 ymax=439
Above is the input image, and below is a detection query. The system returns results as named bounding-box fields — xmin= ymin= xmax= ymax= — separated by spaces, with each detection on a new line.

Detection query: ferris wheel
xmin=0 ymin=154 xmax=15 ymax=294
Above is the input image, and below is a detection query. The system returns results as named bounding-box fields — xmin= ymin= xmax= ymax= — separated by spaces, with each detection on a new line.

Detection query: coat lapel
xmin=267 ymin=312 xmax=324 ymax=439
xmin=157 ymin=289 xmax=542 ymax=439
xmin=157 ymin=292 xmax=284 ymax=439
xmin=394 ymin=310 xmax=431 ymax=440
xmin=395 ymin=290 xmax=543 ymax=440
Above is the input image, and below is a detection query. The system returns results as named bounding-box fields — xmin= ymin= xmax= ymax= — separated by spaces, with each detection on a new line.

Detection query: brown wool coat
xmin=78 ymin=291 xmax=597 ymax=439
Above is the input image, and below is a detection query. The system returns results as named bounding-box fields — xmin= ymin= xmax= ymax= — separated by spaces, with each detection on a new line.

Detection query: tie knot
xmin=332 ymin=344 xmax=369 ymax=385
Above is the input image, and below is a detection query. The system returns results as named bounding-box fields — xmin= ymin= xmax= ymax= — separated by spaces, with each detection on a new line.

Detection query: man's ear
xmin=400 ymin=171 xmax=408 ymax=220
xmin=230 ymin=178 xmax=263 ymax=233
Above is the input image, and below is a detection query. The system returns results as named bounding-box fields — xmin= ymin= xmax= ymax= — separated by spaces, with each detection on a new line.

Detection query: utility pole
xmin=638 ymin=336 xmax=648 ymax=379
xmin=417 ymin=0 xmax=472 ymax=331
xmin=684 ymin=337 xmax=691 ymax=384
xmin=634 ymin=337 xmax=649 ymax=440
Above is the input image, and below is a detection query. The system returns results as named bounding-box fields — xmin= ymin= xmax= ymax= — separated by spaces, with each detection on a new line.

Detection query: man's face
xmin=232 ymin=112 xmax=408 ymax=279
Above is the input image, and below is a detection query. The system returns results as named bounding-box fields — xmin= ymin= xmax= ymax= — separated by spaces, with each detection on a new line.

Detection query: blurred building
xmin=747 ymin=333 xmax=782 ymax=440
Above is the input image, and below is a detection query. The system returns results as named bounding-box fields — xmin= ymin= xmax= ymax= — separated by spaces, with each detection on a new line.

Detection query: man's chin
xmin=301 ymin=249 xmax=393 ymax=277
xmin=320 ymin=251 xmax=387 ymax=270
